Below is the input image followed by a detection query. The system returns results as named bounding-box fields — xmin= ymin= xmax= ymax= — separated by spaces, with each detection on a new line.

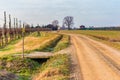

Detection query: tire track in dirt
xmin=71 ymin=34 xmax=120 ymax=80
xmin=80 ymin=36 xmax=120 ymax=73
xmin=69 ymin=40 xmax=83 ymax=80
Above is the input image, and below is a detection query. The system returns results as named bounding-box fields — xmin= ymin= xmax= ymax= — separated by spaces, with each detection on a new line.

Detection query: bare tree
xmin=63 ymin=16 xmax=74 ymax=30
xmin=52 ymin=20 xmax=59 ymax=27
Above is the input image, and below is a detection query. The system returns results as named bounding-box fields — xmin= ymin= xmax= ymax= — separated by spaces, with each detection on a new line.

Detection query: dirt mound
xmin=0 ymin=70 xmax=18 ymax=80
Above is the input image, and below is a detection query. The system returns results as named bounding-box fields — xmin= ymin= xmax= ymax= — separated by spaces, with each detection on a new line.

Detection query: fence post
xmin=4 ymin=11 xmax=8 ymax=45
xmin=22 ymin=23 xmax=25 ymax=59
xmin=16 ymin=18 xmax=18 ymax=39
xmin=14 ymin=18 xmax=16 ymax=39
xmin=19 ymin=20 xmax=22 ymax=38
xmin=9 ymin=14 xmax=12 ymax=41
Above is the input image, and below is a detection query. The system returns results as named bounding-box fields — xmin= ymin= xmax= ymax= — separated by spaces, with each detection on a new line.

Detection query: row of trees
xmin=0 ymin=11 xmax=51 ymax=48
xmin=31 ymin=16 xmax=74 ymax=30
xmin=46 ymin=16 xmax=74 ymax=30
xmin=0 ymin=11 xmax=24 ymax=47
xmin=0 ymin=14 xmax=74 ymax=48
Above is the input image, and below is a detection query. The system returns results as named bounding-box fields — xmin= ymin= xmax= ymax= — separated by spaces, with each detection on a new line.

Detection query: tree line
xmin=0 ymin=11 xmax=51 ymax=48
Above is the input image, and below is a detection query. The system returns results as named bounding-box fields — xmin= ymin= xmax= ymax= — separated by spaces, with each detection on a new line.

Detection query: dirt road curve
xmin=71 ymin=34 xmax=120 ymax=80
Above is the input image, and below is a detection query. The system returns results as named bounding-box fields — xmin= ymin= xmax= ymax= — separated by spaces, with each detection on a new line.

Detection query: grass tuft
xmin=53 ymin=35 xmax=70 ymax=52
xmin=0 ymin=55 xmax=40 ymax=79
xmin=33 ymin=54 xmax=70 ymax=80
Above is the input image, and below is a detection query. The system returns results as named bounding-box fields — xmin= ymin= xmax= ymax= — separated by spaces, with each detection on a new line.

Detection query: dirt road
xmin=71 ymin=34 xmax=120 ymax=80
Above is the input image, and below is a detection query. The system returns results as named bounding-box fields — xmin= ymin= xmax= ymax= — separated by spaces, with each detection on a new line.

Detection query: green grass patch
xmin=0 ymin=55 xmax=40 ymax=80
xmin=33 ymin=54 xmax=70 ymax=80
xmin=53 ymin=35 xmax=70 ymax=52
xmin=35 ymin=34 xmax=63 ymax=52
xmin=0 ymin=38 xmax=21 ymax=51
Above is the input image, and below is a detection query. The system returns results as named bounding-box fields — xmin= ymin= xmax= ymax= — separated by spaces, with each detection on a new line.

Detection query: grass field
xmin=0 ymin=32 xmax=62 ymax=57
xmin=62 ymin=30 xmax=120 ymax=50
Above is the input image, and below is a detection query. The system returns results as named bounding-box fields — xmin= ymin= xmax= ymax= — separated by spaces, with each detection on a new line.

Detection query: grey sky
xmin=0 ymin=0 xmax=120 ymax=27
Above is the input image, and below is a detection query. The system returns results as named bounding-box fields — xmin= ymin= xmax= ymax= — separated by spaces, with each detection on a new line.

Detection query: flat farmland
xmin=63 ymin=30 xmax=120 ymax=50
xmin=0 ymin=32 xmax=61 ymax=57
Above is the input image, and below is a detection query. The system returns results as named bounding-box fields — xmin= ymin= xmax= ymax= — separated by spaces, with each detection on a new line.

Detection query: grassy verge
xmin=53 ymin=35 xmax=70 ymax=52
xmin=0 ymin=55 xmax=40 ymax=80
xmin=33 ymin=54 xmax=70 ymax=80
xmin=34 ymin=34 xmax=63 ymax=52
xmin=0 ymin=38 xmax=21 ymax=51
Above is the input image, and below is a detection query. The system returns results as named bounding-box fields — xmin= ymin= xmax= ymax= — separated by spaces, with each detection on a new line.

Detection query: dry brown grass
xmin=33 ymin=54 xmax=70 ymax=80
xmin=33 ymin=68 xmax=61 ymax=80
xmin=0 ymin=32 xmax=58 ymax=57
xmin=62 ymin=30 xmax=120 ymax=50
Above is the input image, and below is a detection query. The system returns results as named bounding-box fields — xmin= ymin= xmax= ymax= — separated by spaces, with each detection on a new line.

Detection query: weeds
xmin=33 ymin=54 xmax=70 ymax=80
xmin=53 ymin=35 xmax=70 ymax=52
xmin=0 ymin=55 xmax=40 ymax=80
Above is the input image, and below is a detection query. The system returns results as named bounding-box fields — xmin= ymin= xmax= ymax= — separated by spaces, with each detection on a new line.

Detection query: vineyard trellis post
xmin=0 ymin=28 xmax=2 ymax=47
xmin=4 ymin=11 xmax=8 ymax=45
xmin=9 ymin=14 xmax=12 ymax=41
xmin=14 ymin=18 xmax=16 ymax=39
xmin=19 ymin=20 xmax=22 ymax=38
xmin=1 ymin=27 xmax=4 ymax=47
xmin=22 ymin=23 xmax=25 ymax=59
xmin=16 ymin=18 xmax=18 ymax=39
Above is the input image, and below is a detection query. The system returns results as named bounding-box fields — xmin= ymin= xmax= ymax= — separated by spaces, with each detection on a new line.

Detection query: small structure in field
xmin=80 ymin=25 xmax=86 ymax=30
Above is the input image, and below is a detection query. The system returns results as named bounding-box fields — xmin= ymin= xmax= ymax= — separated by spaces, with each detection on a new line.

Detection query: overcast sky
xmin=0 ymin=0 xmax=120 ymax=27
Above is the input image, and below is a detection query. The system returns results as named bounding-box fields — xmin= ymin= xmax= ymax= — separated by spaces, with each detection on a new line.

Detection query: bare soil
xmin=0 ymin=70 xmax=18 ymax=80
xmin=70 ymin=34 xmax=120 ymax=80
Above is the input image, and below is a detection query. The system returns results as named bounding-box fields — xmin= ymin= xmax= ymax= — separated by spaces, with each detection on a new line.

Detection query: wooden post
xmin=16 ymin=18 xmax=18 ymax=39
xmin=22 ymin=23 xmax=25 ymax=59
xmin=1 ymin=34 xmax=3 ymax=47
xmin=1 ymin=27 xmax=4 ymax=47
xmin=0 ymin=29 xmax=2 ymax=47
xmin=9 ymin=14 xmax=12 ymax=41
xmin=14 ymin=18 xmax=16 ymax=39
xmin=4 ymin=11 xmax=8 ymax=45
xmin=19 ymin=20 xmax=22 ymax=38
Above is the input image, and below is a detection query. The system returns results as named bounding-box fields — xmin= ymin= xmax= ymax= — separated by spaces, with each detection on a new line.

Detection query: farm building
xmin=80 ymin=25 xmax=86 ymax=30
xmin=46 ymin=24 xmax=58 ymax=30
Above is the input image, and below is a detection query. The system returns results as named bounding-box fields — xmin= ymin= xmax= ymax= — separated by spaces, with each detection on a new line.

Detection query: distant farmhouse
xmin=46 ymin=24 xmax=58 ymax=31
xmin=80 ymin=25 xmax=86 ymax=30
